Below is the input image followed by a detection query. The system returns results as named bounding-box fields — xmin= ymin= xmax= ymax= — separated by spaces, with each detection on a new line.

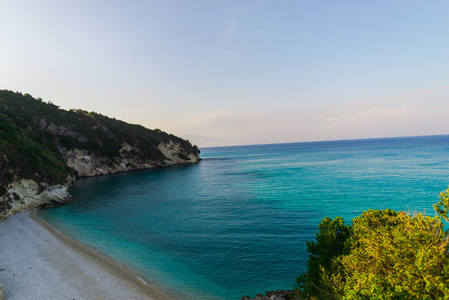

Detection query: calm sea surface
xmin=39 ymin=135 xmax=449 ymax=299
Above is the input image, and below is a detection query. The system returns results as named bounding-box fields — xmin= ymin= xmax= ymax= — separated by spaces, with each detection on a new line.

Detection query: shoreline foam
xmin=0 ymin=210 xmax=174 ymax=300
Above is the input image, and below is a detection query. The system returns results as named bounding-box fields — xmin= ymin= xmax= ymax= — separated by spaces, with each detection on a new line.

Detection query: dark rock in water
xmin=241 ymin=290 xmax=300 ymax=300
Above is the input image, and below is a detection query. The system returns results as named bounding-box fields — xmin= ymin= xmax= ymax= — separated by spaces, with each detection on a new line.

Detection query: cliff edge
xmin=0 ymin=90 xmax=200 ymax=219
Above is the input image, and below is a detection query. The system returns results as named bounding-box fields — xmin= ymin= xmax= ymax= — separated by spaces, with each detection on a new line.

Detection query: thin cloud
xmin=223 ymin=19 xmax=238 ymax=34
xmin=321 ymin=106 xmax=420 ymax=124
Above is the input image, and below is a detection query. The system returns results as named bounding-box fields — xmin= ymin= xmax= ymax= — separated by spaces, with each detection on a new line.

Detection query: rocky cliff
xmin=62 ymin=140 xmax=200 ymax=177
xmin=0 ymin=90 xmax=200 ymax=219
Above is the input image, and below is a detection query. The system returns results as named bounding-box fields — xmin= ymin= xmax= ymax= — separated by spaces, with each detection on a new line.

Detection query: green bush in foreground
xmin=434 ymin=187 xmax=449 ymax=222
xmin=297 ymin=191 xmax=449 ymax=300
xmin=296 ymin=216 xmax=351 ymax=299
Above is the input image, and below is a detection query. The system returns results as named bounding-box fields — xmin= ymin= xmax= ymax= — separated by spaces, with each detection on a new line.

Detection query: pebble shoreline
xmin=0 ymin=210 xmax=173 ymax=300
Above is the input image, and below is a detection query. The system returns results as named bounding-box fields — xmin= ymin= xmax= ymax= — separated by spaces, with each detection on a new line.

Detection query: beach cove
xmin=37 ymin=135 xmax=449 ymax=299
xmin=0 ymin=210 xmax=173 ymax=300
xmin=2 ymin=1 xmax=449 ymax=297
xmin=1 ymin=135 xmax=449 ymax=299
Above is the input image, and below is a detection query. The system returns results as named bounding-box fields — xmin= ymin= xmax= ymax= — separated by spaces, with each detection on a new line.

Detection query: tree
xmin=296 ymin=216 xmax=351 ymax=299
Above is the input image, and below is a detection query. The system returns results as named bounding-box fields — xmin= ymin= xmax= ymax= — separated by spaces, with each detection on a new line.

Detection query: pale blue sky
xmin=1 ymin=0 xmax=449 ymax=146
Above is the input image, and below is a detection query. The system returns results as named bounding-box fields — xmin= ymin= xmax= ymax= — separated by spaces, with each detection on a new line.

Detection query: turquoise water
xmin=39 ymin=135 xmax=449 ymax=299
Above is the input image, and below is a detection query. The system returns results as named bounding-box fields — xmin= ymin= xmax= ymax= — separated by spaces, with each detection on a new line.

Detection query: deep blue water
xmin=39 ymin=135 xmax=449 ymax=299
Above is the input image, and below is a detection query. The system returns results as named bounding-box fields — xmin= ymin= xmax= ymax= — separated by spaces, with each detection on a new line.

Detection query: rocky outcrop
xmin=0 ymin=179 xmax=73 ymax=220
xmin=241 ymin=290 xmax=300 ymax=300
xmin=63 ymin=148 xmax=156 ymax=177
xmin=157 ymin=140 xmax=200 ymax=165
xmin=63 ymin=140 xmax=200 ymax=177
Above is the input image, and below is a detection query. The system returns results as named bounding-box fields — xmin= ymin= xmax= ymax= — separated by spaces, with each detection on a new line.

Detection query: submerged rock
xmin=241 ymin=290 xmax=300 ymax=300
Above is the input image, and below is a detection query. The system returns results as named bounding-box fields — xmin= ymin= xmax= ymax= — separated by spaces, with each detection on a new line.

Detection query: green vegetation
xmin=296 ymin=216 xmax=351 ymax=299
xmin=0 ymin=108 xmax=72 ymax=195
xmin=297 ymin=192 xmax=449 ymax=299
xmin=0 ymin=90 xmax=199 ymax=195
xmin=433 ymin=187 xmax=449 ymax=222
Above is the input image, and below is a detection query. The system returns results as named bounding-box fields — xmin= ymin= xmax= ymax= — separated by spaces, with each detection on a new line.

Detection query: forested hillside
xmin=0 ymin=90 xmax=200 ymax=198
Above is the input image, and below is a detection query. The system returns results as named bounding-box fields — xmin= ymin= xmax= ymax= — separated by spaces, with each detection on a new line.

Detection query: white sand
xmin=0 ymin=211 xmax=174 ymax=300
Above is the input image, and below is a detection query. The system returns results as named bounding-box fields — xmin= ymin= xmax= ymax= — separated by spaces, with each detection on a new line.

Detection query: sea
xmin=39 ymin=135 xmax=449 ymax=299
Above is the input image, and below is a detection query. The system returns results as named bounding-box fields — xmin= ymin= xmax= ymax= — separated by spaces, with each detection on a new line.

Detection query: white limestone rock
xmin=157 ymin=140 xmax=200 ymax=165
xmin=0 ymin=179 xmax=72 ymax=219
xmin=63 ymin=140 xmax=198 ymax=177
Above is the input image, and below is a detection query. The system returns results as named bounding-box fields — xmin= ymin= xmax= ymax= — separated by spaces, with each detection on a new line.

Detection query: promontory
xmin=0 ymin=90 xmax=200 ymax=219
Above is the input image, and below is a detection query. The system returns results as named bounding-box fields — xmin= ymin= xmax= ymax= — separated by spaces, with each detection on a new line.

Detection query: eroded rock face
xmin=157 ymin=140 xmax=201 ymax=165
xmin=64 ymin=140 xmax=200 ymax=177
xmin=0 ymin=179 xmax=73 ymax=220
xmin=63 ymin=148 xmax=158 ymax=177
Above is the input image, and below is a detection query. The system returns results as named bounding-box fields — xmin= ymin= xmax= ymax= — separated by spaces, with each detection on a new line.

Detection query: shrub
xmin=334 ymin=210 xmax=449 ymax=299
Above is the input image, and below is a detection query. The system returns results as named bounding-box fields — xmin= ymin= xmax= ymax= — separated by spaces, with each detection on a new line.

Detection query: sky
xmin=1 ymin=0 xmax=449 ymax=147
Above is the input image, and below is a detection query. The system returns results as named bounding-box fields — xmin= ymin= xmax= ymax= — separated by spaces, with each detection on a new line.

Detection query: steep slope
xmin=0 ymin=90 xmax=200 ymax=218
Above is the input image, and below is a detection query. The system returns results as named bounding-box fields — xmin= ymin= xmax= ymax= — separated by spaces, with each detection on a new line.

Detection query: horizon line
xmin=200 ymin=133 xmax=449 ymax=149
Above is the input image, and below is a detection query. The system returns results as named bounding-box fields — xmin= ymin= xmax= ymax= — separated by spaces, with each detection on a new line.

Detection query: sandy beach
xmin=0 ymin=210 xmax=174 ymax=300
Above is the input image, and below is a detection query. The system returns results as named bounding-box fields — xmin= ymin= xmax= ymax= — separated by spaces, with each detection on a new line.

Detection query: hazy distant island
xmin=0 ymin=90 xmax=200 ymax=219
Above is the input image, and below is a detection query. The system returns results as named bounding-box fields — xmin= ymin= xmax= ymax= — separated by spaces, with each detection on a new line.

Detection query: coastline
xmin=0 ymin=210 xmax=175 ymax=300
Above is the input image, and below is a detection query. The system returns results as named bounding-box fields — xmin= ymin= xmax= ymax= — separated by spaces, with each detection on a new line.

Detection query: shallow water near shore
xmin=39 ymin=135 xmax=449 ymax=299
